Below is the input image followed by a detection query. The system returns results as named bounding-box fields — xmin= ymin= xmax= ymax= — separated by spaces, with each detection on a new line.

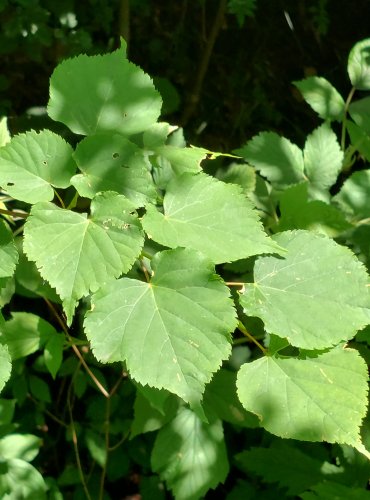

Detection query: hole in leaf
xmin=112 ymin=153 xmax=119 ymax=159
xmin=42 ymin=160 xmax=48 ymax=165
xmin=7 ymin=182 xmax=14 ymax=186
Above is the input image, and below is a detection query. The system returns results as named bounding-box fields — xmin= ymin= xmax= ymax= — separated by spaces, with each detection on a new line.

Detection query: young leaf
xmin=72 ymin=134 xmax=157 ymax=205
xmin=155 ymin=145 xmax=207 ymax=175
xmin=84 ymin=248 xmax=237 ymax=405
xmin=236 ymin=347 xmax=368 ymax=445
xmin=23 ymin=192 xmax=144 ymax=323
xmin=348 ymin=38 xmax=370 ymax=90
xmin=0 ymin=130 xmax=76 ymax=204
xmin=151 ymin=407 xmax=229 ymax=500
xmin=48 ymin=45 xmax=162 ymax=136
xmin=234 ymin=132 xmax=305 ymax=188
xmin=0 ymin=343 xmax=11 ymax=394
xmin=142 ymin=172 xmax=283 ymax=264
xmin=44 ymin=334 xmax=64 ymax=379
xmin=293 ymin=77 xmax=345 ymax=122
xmin=0 ymin=312 xmax=56 ymax=360
xmin=0 ymin=220 xmax=18 ymax=278
xmin=303 ymin=123 xmax=343 ymax=193
xmin=239 ymin=230 xmax=370 ymax=350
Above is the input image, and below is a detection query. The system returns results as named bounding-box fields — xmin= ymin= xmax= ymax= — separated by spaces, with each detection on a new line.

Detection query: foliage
xmin=0 ymin=36 xmax=369 ymax=499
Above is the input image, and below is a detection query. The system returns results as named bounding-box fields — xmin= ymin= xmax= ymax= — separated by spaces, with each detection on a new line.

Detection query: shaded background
xmin=1 ymin=0 xmax=370 ymax=152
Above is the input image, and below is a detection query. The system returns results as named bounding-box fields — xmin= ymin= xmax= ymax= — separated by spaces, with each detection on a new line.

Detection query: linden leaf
xmin=84 ymin=248 xmax=237 ymax=405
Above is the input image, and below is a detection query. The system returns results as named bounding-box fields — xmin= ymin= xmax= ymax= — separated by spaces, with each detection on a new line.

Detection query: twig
xmin=180 ymin=0 xmax=227 ymax=125
xmin=0 ymin=207 xmax=28 ymax=219
xmin=118 ymin=0 xmax=130 ymax=50
xmin=238 ymin=321 xmax=267 ymax=355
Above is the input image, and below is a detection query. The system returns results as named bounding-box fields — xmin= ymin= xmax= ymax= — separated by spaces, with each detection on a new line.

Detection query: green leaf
xmin=301 ymin=480 xmax=370 ymax=499
xmin=0 ymin=459 xmax=46 ymax=499
xmin=234 ymin=132 xmax=305 ymax=188
xmin=84 ymin=248 xmax=237 ymax=405
xmin=0 ymin=130 xmax=76 ymax=204
xmin=44 ymin=334 xmax=64 ymax=379
xmin=348 ymin=38 xmax=370 ymax=90
xmin=48 ymin=45 xmax=162 ymax=136
xmin=293 ymin=77 xmax=345 ymax=122
xmin=216 ymin=162 xmax=256 ymax=195
xmin=0 ymin=434 xmax=41 ymax=462
xmin=151 ymin=407 xmax=229 ymax=500
xmin=0 ymin=117 xmax=11 ymax=147
xmin=349 ymin=96 xmax=370 ymax=134
xmin=131 ymin=390 xmax=178 ymax=438
xmin=278 ymin=183 xmax=351 ymax=237
xmin=0 ymin=220 xmax=18 ymax=278
xmin=23 ymin=192 xmax=144 ymax=323
xmin=84 ymin=430 xmax=106 ymax=467
xmin=0 ymin=312 xmax=56 ymax=360
xmin=333 ymin=170 xmax=370 ymax=221
xmin=347 ymin=120 xmax=370 ymax=161
xmin=71 ymin=134 xmax=156 ymax=205
xmin=303 ymin=123 xmax=343 ymax=193
xmin=236 ymin=347 xmax=368 ymax=445
xmin=142 ymin=173 xmax=283 ymax=264
xmin=155 ymin=145 xmax=206 ymax=175
xmin=0 ymin=277 xmax=15 ymax=307
xmin=203 ymin=369 xmax=259 ymax=428
xmin=0 ymin=399 xmax=15 ymax=425
xmin=239 ymin=230 xmax=370 ymax=349
xmin=236 ymin=442 xmax=342 ymax=496
xmin=0 ymin=343 xmax=11 ymax=395
xmin=29 ymin=375 xmax=51 ymax=403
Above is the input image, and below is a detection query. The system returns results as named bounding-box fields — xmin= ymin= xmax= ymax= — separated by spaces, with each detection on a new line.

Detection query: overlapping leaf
xmin=240 ymin=230 xmax=370 ymax=349
xmin=0 ymin=130 xmax=76 ymax=203
xmin=142 ymin=172 xmax=283 ymax=264
xmin=84 ymin=248 xmax=237 ymax=405
xmin=48 ymin=45 xmax=162 ymax=136
xmin=0 ymin=220 xmax=18 ymax=278
xmin=293 ymin=77 xmax=345 ymax=122
xmin=71 ymin=134 xmax=156 ymax=205
xmin=151 ymin=407 xmax=229 ymax=500
xmin=0 ymin=342 xmax=11 ymax=395
xmin=333 ymin=170 xmax=370 ymax=221
xmin=348 ymin=38 xmax=370 ymax=90
xmin=23 ymin=192 xmax=144 ymax=323
xmin=234 ymin=132 xmax=305 ymax=187
xmin=236 ymin=347 xmax=368 ymax=445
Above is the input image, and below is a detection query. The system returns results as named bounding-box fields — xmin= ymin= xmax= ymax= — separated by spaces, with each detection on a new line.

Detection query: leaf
xmin=0 ymin=312 xmax=56 ymax=360
xmin=151 ymin=407 xmax=229 ymax=500
xmin=23 ymin=192 xmax=144 ymax=323
xmin=216 ymin=162 xmax=256 ymax=195
xmin=142 ymin=172 xmax=283 ymax=264
xmin=301 ymin=480 xmax=370 ymax=499
xmin=84 ymin=248 xmax=237 ymax=405
xmin=236 ymin=347 xmax=368 ymax=445
xmin=239 ymin=230 xmax=370 ymax=349
xmin=29 ymin=375 xmax=51 ymax=403
xmin=155 ymin=145 xmax=207 ymax=174
xmin=48 ymin=45 xmax=162 ymax=136
xmin=0 ymin=434 xmax=41 ymax=462
xmin=278 ymin=183 xmax=351 ymax=237
xmin=236 ymin=442 xmax=342 ymax=496
xmin=293 ymin=77 xmax=345 ymax=122
xmin=234 ymin=132 xmax=305 ymax=188
xmin=44 ymin=334 xmax=64 ymax=379
xmin=0 ymin=343 xmax=11 ymax=395
xmin=203 ymin=369 xmax=259 ymax=428
xmin=131 ymin=390 xmax=178 ymax=438
xmin=348 ymin=38 xmax=370 ymax=90
xmin=0 ymin=459 xmax=46 ymax=499
xmin=349 ymin=96 xmax=370 ymax=134
xmin=0 ymin=130 xmax=76 ymax=204
xmin=0 ymin=117 xmax=11 ymax=147
xmin=71 ymin=134 xmax=156 ymax=205
xmin=303 ymin=123 xmax=343 ymax=193
xmin=0 ymin=220 xmax=18 ymax=278
xmin=347 ymin=120 xmax=370 ymax=161
xmin=333 ymin=170 xmax=370 ymax=221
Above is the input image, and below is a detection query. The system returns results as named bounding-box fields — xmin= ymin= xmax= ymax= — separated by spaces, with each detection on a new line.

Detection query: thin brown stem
xmin=44 ymin=299 xmax=109 ymax=398
xmin=99 ymin=397 xmax=111 ymax=500
xmin=341 ymin=86 xmax=356 ymax=151
xmin=180 ymin=0 xmax=227 ymax=125
xmin=225 ymin=281 xmax=245 ymax=286
xmin=238 ymin=321 xmax=267 ymax=355
xmin=118 ymin=0 xmax=130 ymax=50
